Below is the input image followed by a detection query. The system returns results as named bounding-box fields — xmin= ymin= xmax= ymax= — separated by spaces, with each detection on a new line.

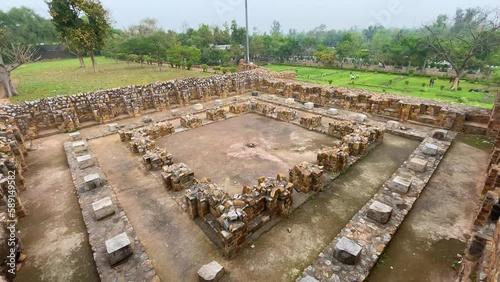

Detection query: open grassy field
xmin=10 ymin=56 xmax=210 ymax=102
xmin=265 ymin=64 xmax=499 ymax=109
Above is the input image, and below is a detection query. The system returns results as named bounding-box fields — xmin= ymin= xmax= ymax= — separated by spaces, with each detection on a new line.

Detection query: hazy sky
xmin=5 ymin=0 xmax=499 ymax=32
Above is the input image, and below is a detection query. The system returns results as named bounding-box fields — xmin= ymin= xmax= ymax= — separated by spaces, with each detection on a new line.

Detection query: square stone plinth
xmin=105 ymin=232 xmax=133 ymax=266
xmin=423 ymin=143 xmax=438 ymax=156
xmin=92 ymin=197 xmax=115 ymax=220
xmin=72 ymin=141 xmax=86 ymax=153
xmin=304 ymin=102 xmax=314 ymax=110
xmin=386 ymin=121 xmax=400 ymax=130
xmin=328 ymin=108 xmax=338 ymax=115
xmin=84 ymin=173 xmax=103 ymax=190
xmin=69 ymin=132 xmax=81 ymax=141
xmin=77 ymin=154 xmax=94 ymax=169
xmin=194 ymin=103 xmax=204 ymax=111
xmin=408 ymin=158 xmax=428 ymax=172
xmin=198 ymin=261 xmax=225 ymax=282
xmin=367 ymin=201 xmax=393 ymax=224
xmin=334 ymin=237 xmax=362 ymax=265
xmin=108 ymin=123 xmax=119 ymax=132
xmin=432 ymin=129 xmax=448 ymax=140
xmin=389 ymin=176 xmax=412 ymax=194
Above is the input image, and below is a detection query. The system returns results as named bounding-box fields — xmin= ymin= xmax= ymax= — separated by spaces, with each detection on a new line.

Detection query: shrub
xmin=229 ymin=67 xmax=238 ymax=73
xmin=440 ymin=85 xmax=445 ymax=91
xmin=420 ymin=88 xmax=427 ymax=92
xmin=382 ymin=88 xmax=386 ymax=92
xmin=201 ymin=64 xmax=209 ymax=72
xmin=388 ymin=79 xmax=393 ymax=85
xmin=213 ymin=66 xmax=221 ymax=71
xmin=459 ymin=97 xmax=468 ymax=103
xmin=457 ymin=86 xmax=463 ymax=91
xmin=405 ymin=80 xmax=409 ymax=86
xmin=222 ymin=67 xmax=228 ymax=74
xmin=328 ymin=79 xmax=333 ymax=85
xmin=421 ymin=82 xmax=426 ymax=87
xmin=408 ymin=69 xmax=415 ymax=76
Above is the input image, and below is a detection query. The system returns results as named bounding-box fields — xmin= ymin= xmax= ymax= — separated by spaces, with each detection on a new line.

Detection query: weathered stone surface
xmin=84 ymin=173 xmax=103 ymax=190
xmin=386 ymin=121 xmax=400 ymax=130
xmin=304 ymin=102 xmax=314 ymax=109
xmin=92 ymin=197 xmax=115 ymax=220
xmin=69 ymin=131 xmax=81 ymax=141
xmin=408 ymin=158 xmax=428 ymax=172
xmin=105 ymin=232 xmax=133 ymax=266
xmin=72 ymin=140 xmax=86 ymax=153
xmin=367 ymin=201 xmax=393 ymax=224
xmin=328 ymin=108 xmax=339 ymax=115
xmin=388 ymin=176 xmax=412 ymax=194
xmin=198 ymin=261 xmax=225 ymax=282
xmin=108 ymin=123 xmax=119 ymax=131
xmin=142 ymin=116 xmax=153 ymax=123
xmin=285 ymin=98 xmax=295 ymax=105
xmin=76 ymin=154 xmax=94 ymax=169
xmin=432 ymin=129 xmax=448 ymax=140
xmin=193 ymin=103 xmax=204 ymax=111
xmin=356 ymin=114 xmax=368 ymax=122
xmin=214 ymin=99 xmax=223 ymax=107
xmin=297 ymin=276 xmax=319 ymax=282
xmin=334 ymin=237 xmax=362 ymax=265
xmin=422 ymin=143 xmax=438 ymax=155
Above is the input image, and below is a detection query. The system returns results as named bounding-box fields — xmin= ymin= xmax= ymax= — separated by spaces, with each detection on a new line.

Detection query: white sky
xmin=4 ymin=0 xmax=499 ymax=32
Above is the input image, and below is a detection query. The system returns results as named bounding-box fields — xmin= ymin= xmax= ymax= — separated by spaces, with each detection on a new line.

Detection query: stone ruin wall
xmin=114 ymin=99 xmax=385 ymax=258
xmin=0 ymin=65 xmax=494 ymax=142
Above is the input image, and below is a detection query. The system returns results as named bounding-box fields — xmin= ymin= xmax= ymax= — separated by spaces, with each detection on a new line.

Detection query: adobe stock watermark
xmin=366 ymin=0 xmax=404 ymax=28
xmin=6 ymin=171 xmax=18 ymax=276
xmin=213 ymin=0 xmax=245 ymax=21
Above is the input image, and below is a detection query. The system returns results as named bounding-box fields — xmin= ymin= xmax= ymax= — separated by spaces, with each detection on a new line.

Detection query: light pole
xmin=245 ymin=0 xmax=250 ymax=63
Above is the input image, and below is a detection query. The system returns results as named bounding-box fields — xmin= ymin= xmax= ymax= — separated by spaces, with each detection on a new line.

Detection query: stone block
xmin=328 ymin=108 xmax=338 ymax=115
xmin=432 ymin=129 xmax=448 ymax=140
xmin=193 ymin=103 xmax=204 ymax=111
xmin=77 ymin=154 xmax=94 ymax=169
xmin=386 ymin=121 xmax=400 ymax=130
xmin=84 ymin=173 xmax=103 ymax=190
xmin=72 ymin=141 xmax=86 ymax=153
xmin=198 ymin=261 xmax=225 ymax=282
xmin=171 ymin=109 xmax=179 ymax=116
xmin=298 ymin=276 xmax=319 ymax=282
xmin=285 ymin=98 xmax=295 ymax=105
xmin=142 ymin=116 xmax=153 ymax=123
xmin=214 ymin=99 xmax=223 ymax=107
xmin=304 ymin=102 xmax=314 ymax=110
xmin=422 ymin=143 xmax=438 ymax=156
xmin=69 ymin=132 xmax=81 ymax=141
xmin=108 ymin=123 xmax=119 ymax=131
xmin=367 ymin=201 xmax=393 ymax=224
xmin=92 ymin=197 xmax=115 ymax=220
xmin=334 ymin=237 xmax=362 ymax=265
xmin=105 ymin=232 xmax=133 ymax=266
xmin=356 ymin=114 xmax=368 ymax=122
xmin=408 ymin=158 xmax=428 ymax=172
xmin=388 ymin=176 xmax=412 ymax=194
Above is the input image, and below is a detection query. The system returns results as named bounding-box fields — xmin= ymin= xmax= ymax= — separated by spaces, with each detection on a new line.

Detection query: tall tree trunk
xmin=0 ymin=54 xmax=18 ymax=98
xmin=421 ymin=59 xmax=427 ymax=74
xmin=451 ymin=69 xmax=464 ymax=90
xmin=78 ymin=54 xmax=86 ymax=68
xmin=89 ymin=51 xmax=97 ymax=73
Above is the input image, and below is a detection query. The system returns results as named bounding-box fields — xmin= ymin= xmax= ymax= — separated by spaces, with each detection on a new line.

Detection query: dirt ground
xmin=157 ymin=114 xmax=337 ymax=195
xmin=15 ymin=134 xmax=98 ymax=282
xmin=89 ymin=111 xmax=419 ymax=282
xmin=367 ymin=137 xmax=491 ymax=282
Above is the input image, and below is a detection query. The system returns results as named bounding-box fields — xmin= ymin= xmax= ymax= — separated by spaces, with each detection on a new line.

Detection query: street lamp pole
xmin=245 ymin=0 xmax=250 ymax=63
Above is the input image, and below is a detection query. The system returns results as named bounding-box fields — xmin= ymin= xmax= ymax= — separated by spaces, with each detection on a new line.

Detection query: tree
xmin=47 ymin=0 xmax=112 ymax=72
xmin=126 ymin=17 xmax=160 ymax=37
xmin=423 ymin=8 xmax=500 ymax=89
xmin=315 ymin=44 xmax=336 ymax=66
xmin=167 ymin=46 xmax=201 ymax=69
xmin=270 ymin=20 xmax=282 ymax=37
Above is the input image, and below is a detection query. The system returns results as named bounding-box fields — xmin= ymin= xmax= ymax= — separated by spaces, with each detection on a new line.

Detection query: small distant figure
xmin=349 ymin=72 xmax=355 ymax=80
xmin=429 ymin=78 xmax=435 ymax=87
xmin=356 ymin=75 xmax=359 ymax=79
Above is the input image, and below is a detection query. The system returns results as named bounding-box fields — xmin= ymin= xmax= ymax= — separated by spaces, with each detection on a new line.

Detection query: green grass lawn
xmin=10 ymin=56 xmax=210 ymax=102
xmin=265 ymin=65 xmax=498 ymax=109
